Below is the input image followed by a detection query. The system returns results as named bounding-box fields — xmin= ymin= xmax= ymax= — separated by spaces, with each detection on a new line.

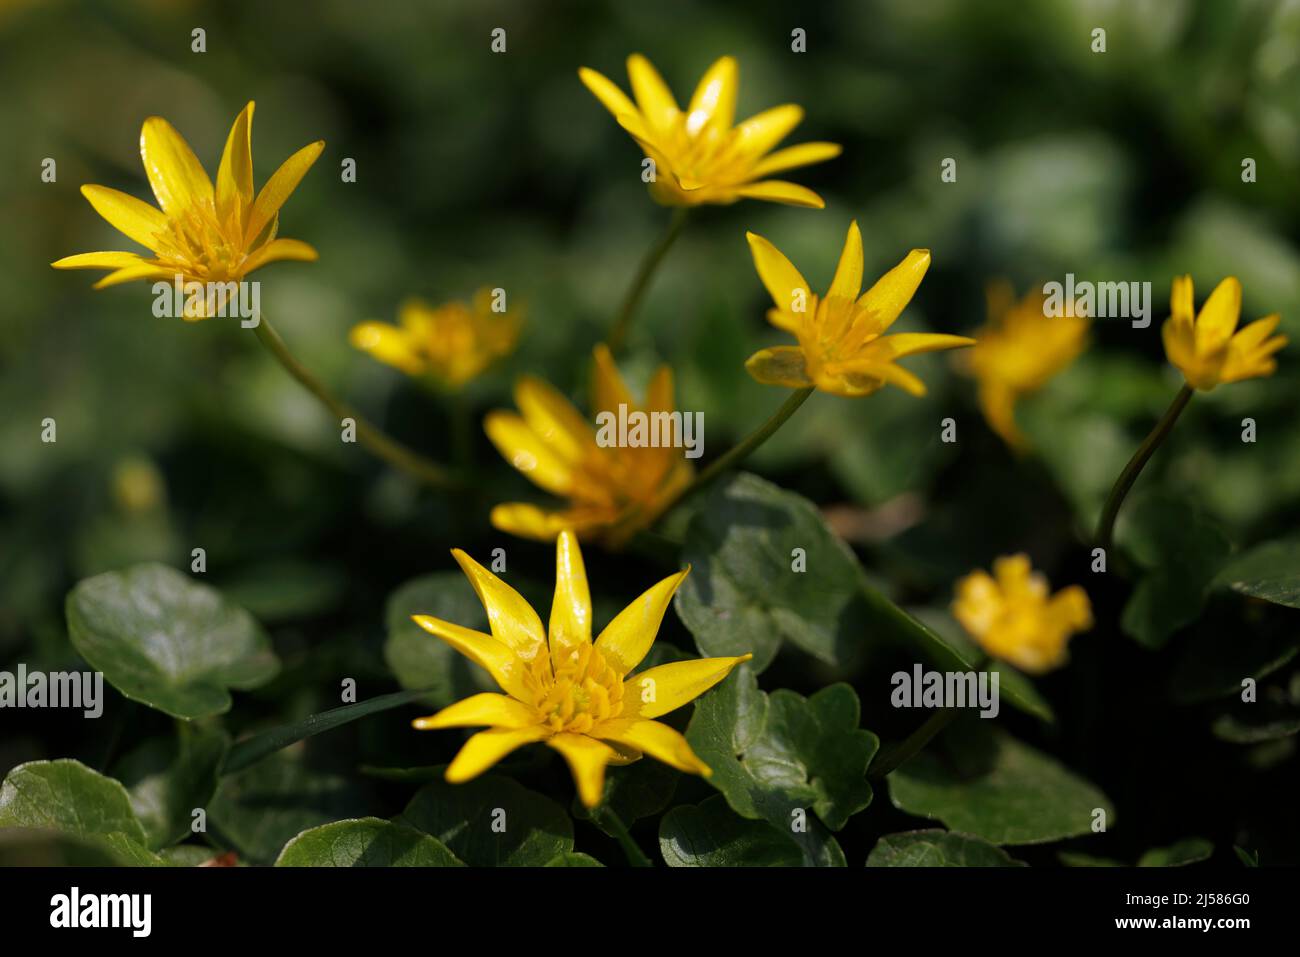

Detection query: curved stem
xmin=251 ymin=313 xmax=459 ymax=489
xmin=659 ymin=386 xmax=815 ymax=514
xmin=1095 ymin=384 xmax=1194 ymax=549
xmin=594 ymin=805 xmax=652 ymax=867
xmin=869 ymin=707 xmax=959 ymax=781
xmin=606 ymin=207 xmax=690 ymax=353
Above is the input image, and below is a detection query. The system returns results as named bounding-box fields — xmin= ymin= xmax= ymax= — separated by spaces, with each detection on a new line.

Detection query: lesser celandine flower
xmin=579 ymin=54 xmax=840 ymax=208
xmin=349 ymin=289 xmax=522 ymax=390
xmin=411 ymin=530 xmax=751 ymax=807
xmin=1162 ymin=275 xmax=1286 ymax=390
xmin=952 ymin=555 xmax=1092 ymax=675
xmin=51 ymin=101 xmax=323 ymax=318
xmin=957 ymin=283 xmax=1089 ymax=451
xmin=745 ymin=221 xmax=975 ymax=397
xmin=485 ymin=345 xmax=693 ymax=547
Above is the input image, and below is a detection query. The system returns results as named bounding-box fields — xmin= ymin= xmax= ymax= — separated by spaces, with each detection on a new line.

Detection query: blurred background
xmin=2 ymin=0 xmax=1299 ymax=864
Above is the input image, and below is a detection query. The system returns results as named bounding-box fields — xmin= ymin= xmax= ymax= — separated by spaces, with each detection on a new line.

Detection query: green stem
xmin=595 ymin=805 xmax=652 ymax=867
xmin=607 ymin=207 xmax=690 ymax=353
xmin=252 ymin=313 xmax=459 ymax=489
xmin=659 ymin=386 xmax=814 ymax=514
xmin=869 ymin=707 xmax=960 ymax=780
xmin=1095 ymin=384 xmax=1194 ymax=549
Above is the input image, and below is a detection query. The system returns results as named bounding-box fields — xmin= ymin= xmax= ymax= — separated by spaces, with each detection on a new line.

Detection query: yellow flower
xmin=952 ymin=554 xmax=1092 ymax=675
xmin=745 ymin=221 xmax=975 ymax=397
xmin=349 ymin=289 xmax=522 ymax=389
xmin=578 ymin=54 xmax=840 ymax=208
xmin=411 ymin=530 xmax=751 ymax=807
xmin=1162 ymin=275 xmax=1286 ymax=390
xmin=51 ymin=101 xmax=323 ymax=318
xmin=957 ymin=282 xmax=1089 ymax=451
xmin=485 ymin=345 xmax=693 ymax=547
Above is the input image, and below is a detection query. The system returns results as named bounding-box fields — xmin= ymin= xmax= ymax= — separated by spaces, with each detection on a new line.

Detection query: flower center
xmin=151 ymin=201 xmax=246 ymax=280
xmin=529 ymin=644 xmax=624 ymax=734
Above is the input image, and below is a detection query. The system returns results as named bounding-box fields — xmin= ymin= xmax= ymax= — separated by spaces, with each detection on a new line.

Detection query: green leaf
xmin=1168 ymin=623 xmax=1300 ymax=704
xmin=0 ymin=828 xmax=161 ymax=866
xmin=1214 ymin=538 xmax=1300 ymax=608
xmin=544 ymin=852 xmax=604 ymax=867
xmin=397 ymin=773 xmax=573 ymax=866
xmin=275 ymin=818 xmax=464 ymax=866
xmin=1234 ymin=846 xmax=1260 ymax=867
xmin=209 ymin=751 xmax=375 ymax=865
xmin=1058 ymin=851 xmax=1123 ymax=867
xmin=888 ymin=720 xmax=1115 ymax=845
xmin=1138 ymin=838 xmax=1213 ymax=867
xmin=660 ymin=797 xmax=804 ymax=867
xmin=221 ymin=687 xmax=435 ymax=776
xmin=867 ymin=829 xmax=1027 ymax=867
xmin=572 ymin=758 xmax=678 ymax=838
xmin=1117 ymin=495 xmax=1231 ymax=649
xmin=0 ymin=759 xmax=147 ymax=845
xmin=383 ymin=571 xmax=494 ymax=708
xmin=686 ymin=665 xmax=872 ymax=865
xmin=65 ymin=563 xmax=280 ymax=719
xmin=115 ymin=723 xmax=229 ymax=848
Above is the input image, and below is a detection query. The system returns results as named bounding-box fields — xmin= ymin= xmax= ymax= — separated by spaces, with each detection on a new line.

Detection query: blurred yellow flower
xmin=411 ymin=530 xmax=751 ymax=807
xmin=349 ymin=289 xmax=522 ymax=390
xmin=745 ymin=221 xmax=974 ymax=397
xmin=51 ymin=101 xmax=323 ymax=317
xmin=579 ymin=54 xmax=840 ymax=208
xmin=485 ymin=345 xmax=693 ymax=547
xmin=957 ymin=282 xmax=1089 ymax=451
xmin=952 ymin=554 xmax=1092 ymax=675
xmin=1162 ymin=275 xmax=1286 ymax=390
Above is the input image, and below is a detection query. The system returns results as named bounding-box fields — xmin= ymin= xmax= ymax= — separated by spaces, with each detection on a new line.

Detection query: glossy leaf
xmin=275 ymin=818 xmax=464 ymax=866
xmin=660 ymin=796 xmax=804 ymax=867
xmin=116 ymin=723 xmax=229 ymax=848
xmin=867 ymin=829 xmax=1027 ymax=867
xmin=1214 ymin=538 xmax=1300 ymax=608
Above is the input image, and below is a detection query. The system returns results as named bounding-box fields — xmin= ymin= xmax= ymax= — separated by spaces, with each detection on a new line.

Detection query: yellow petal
xmin=51 ymin=251 xmax=150 ymax=271
xmin=412 ymin=692 xmax=538 ymax=730
xmin=411 ymin=614 xmax=532 ymax=702
xmin=828 ymin=220 xmax=864 ymax=301
xmin=1194 ymin=276 xmax=1242 ymax=352
xmin=594 ymin=568 xmax=690 ymax=676
xmin=139 ymin=115 xmax=214 ymax=214
xmin=489 ymin=503 xmax=618 ymax=543
xmin=515 ymin=375 xmax=596 ymax=464
xmin=746 ymin=232 xmax=811 ymax=313
xmin=349 ymin=321 xmax=423 ymax=375
xmin=215 ymin=102 xmax=255 ymax=230
xmin=733 ymin=104 xmax=804 ymax=157
xmin=857 ymin=249 xmax=931 ymax=329
xmin=577 ymin=66 xmax=639 ymax=121
xmin=626 ymin=54 xmax=680 ymax=135
xmin=644 ymin=364 xmax=676 ymax=418
xmin=484 ymin=410 xmax=576 ymax=497
xmin=828 ymin=360 xmax=927 ymax=397
xmin=745 ymin=346 xmax=813 ymax=388
xmin=451 ymin=548 xmax=547 ymax=661
xmin=859 ymin=332 xmax=977 ymax=360
xmin=595 ymin=718 xmax=711 ymax=776
xmin=546 ymin=733 xmax=616 ymax=808
xmin=622 ymin=654 xmax=751 ymax=719
xmin=446 ymin=726 xmax=550 ymax=783
xmin=977 ymin=381 xmax=1026 ymax=451
xmin=241 ymin=238 xmax=318 ymax=274
xmin=549 ymin=530 xmax=592 ymax=668
xmin=1161 ymin=316 xmax=1197 ymax=380
xmin=733 ymin=179 xmax=824 ymax=208
xmin=91 ymin=263 xmax=174 ymax=289
xmin=79 ymin=185 xmax=168 ymax=250
xmin=685 ymin=55 xmax=737 ymax=134
xmin=1170 ymin=274 xmax=1194 ymax=326
xmin=245 ymin=140 xmax=325 ymax=245
xmin=591 ymin=343 xmax=635 ymax=416
xmin=750 ymin=141 xmax=842 ymax=178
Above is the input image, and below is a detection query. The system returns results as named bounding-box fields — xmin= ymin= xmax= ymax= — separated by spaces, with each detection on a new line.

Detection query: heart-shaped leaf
xmin=275 ymin=818 xmax=464 ymax=866
xmin=867 ymin=829 xmax=1027 ymax=866
xmin=1214 ymin=538 xmax=1300 ymax=608
xmin=396 ymin=773 xmax=572 ymax=866
xmin=660 ymin=796 xmax=804 ymax=867
xmin=888 ymin=719 xmax=1114 ymax=845
xmin=115 ymin=723 xmax=229 ymax=849
xmin=66 ymin=563 xmax=280 ymax=719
